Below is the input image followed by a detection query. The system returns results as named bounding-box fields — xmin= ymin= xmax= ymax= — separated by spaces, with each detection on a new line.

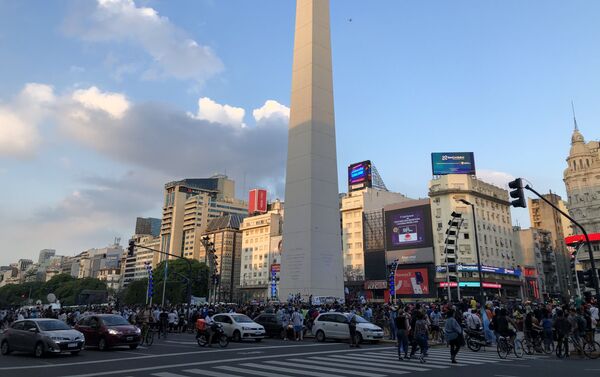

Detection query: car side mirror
xmin=28 ymin=327 xmax=38 ymax=333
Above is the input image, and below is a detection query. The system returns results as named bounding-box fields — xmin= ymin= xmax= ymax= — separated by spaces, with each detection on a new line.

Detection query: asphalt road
xmin=1 ymin=332 xmax=598 ymax=377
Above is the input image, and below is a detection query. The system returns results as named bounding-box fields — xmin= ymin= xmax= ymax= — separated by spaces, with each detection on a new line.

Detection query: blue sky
xmin=1 ymin=0 xmax=599 ymax=265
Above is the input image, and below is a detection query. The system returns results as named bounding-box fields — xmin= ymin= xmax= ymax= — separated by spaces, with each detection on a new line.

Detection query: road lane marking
xmin=325 ymin=354 xmax=429 ymax=371
xmin=0 ymin=342 xmax=340 ymax=371
xmin=285 ymin=358 xmax=409 ymax=374
xmin=215 ymin=365 xmax=290 ymax=377
xmin=261 ymin=360 xmax=385 ymax=377
xmin=183 ymin=368 xmax=245 ymax=377
xmin=59 ymin=346 xmax=394 ymax=377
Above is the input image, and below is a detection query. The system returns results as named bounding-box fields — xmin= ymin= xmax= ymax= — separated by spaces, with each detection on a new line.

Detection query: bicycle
xmin=557 ymin=334 xmax=600 ymax=359
xmin=139 ymin=324 xmax=155 ymax=347
xmin=522 ymin=333 xmax=554 ymax=355
xmin=497 ymin=335 xmax=524 ymax=359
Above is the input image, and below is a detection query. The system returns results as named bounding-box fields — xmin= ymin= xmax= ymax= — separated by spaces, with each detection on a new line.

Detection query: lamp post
xmin=458 ymin=199 xmax=485 ymax=307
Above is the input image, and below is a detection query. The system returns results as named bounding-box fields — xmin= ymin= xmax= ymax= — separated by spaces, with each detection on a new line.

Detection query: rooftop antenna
xmin=571 ymin=100 xmax=579 ymax=131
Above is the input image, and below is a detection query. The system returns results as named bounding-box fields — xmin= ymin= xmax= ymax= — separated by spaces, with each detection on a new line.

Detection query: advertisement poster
xmin=348 ymin=160 xmax=372 ymax=191
xmin=431 ymin=152 xmax=476 ymax=175
xmin=385 ymin=204 xmax=433 ymax=251
xmin=393 ymin=265 xmax=434 ymax=298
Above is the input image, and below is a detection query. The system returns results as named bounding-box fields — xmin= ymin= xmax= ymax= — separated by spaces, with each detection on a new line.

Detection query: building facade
xmin=239 ymin=201 xmax=284 ymax=301
xmin=38 ymin=249 xmax=56 ymax=265
xmin=517 ymin=228 xmax=561 ymax=299
xmin=429 ymin=174 xmax=522 ymax=298
xmin=135 ymin=217 xmax=161 ymax=237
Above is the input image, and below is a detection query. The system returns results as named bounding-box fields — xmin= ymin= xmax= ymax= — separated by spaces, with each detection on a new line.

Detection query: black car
xmin=253 ymin=314 xmax=284 ymax=338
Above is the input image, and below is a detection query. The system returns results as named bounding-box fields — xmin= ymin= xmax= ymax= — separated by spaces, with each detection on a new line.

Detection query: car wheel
xmin=316 ymin=330 xmax=326 ymax=343
xmin=70 ymin=351 xmax=80 ymax=356
xmin=98 ymin=337 xmax=108 ymax=351
xmin=129 ymin=344 xmax=138 ymax=350
xmin=34 ymin=342 xmax=45 ymax=358
xmin=232 ymin=330 xmax=241 ymax=342
xmin=0 ymin=341 xmax=10 ymax=355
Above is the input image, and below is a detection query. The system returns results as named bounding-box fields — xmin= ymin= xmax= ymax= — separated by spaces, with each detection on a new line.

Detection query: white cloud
xmin=72 ymin=86 xmax=130 ymax=119
xmin=477 ymin=169 xmax=515 ymax=189
xmin=0 ymin=83 xmax=55 ymax=158
xmin=191 ymin=97 xmax=245 ymax=127
xmin=252 ymin=100 xmax=290 ymax=124
xmin=64 ymin=0 xmax=224 ymax=84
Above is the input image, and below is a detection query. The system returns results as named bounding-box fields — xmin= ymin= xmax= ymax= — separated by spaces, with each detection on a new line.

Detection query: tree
xmin=122 ymin=278 xmax=149 ymax=305
xmin=153 ymin=259 xmax=209 ymax=305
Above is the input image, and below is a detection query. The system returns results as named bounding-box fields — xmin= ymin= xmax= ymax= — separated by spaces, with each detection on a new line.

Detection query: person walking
xmin=291 ymin=308 xmax=304 ymax=341
xmin=414 ymin=311 xmax=429 ymax=363
xmin=444 ymin=309 xmax=463 ymax=364
xmin=348 ymin=310 xmax=360 ymax=348
xmin=395 ymin=308 xmax=410 ymax=360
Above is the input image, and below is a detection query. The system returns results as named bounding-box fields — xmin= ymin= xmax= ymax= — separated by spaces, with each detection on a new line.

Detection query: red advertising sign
xmin=364 ymin=280 xmax=387 ymax=290
xmin=439 ymin=282 xmax=458 ymax=288
xmin=482 ymin=282 xmax=501 ymax=289
xmin=270 ymin=263 xmax=280 ymax=273
xmin=394 ymin=267 xmax=430 ymax=296
xmin=248 ymin=189 xmax=268 ymax=214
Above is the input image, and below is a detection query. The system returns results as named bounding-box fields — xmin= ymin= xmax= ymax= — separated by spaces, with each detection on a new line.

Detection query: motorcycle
xmin=464 ymin=327 xmax=488 ymax=352
xmin=196 ymin=323 xmax=229 ymax=348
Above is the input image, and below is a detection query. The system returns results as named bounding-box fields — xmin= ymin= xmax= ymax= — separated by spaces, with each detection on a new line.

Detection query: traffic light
xmin=583 ymin=268 xmax=596 ymax=289
xmin=127 ymin=239 xmax=135 ymax=257
xmin=508 ymin=178 xmax=527 ymax=208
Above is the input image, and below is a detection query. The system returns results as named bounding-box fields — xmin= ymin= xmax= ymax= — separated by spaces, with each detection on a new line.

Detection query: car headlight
xmin=242 ymin=326 xmax=251 ymax=330
xmin=50 ymin=336 xmax=63 ymax=341
xmin=362 ymin=328 xmax=373 ymax=332
xmin=134 ymin=328 xmax=141 ymax=334
xmin=108 ymin=329 xmax=121 ymax=335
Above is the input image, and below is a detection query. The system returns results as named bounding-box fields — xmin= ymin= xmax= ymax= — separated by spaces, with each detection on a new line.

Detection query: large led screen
xmin=393 ymin=264 xmax=435 ymax=298
xmin=348 ymin=160 xmax=372 ymax=191
xmin=385 ymin=205 xmax=433 ymax=251
xmin=431 ymin=152 xmax=476 ymax=175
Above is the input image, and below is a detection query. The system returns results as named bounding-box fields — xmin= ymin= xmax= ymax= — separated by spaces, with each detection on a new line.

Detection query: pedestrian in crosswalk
xmin=444 ymin=308 xmax=464 ymax=364
xmin=394 ymin=307 xmax=410 ymax=360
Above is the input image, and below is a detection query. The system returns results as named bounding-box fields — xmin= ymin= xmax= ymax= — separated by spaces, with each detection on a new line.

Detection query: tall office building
xmin=529 ymin=193 xmax=572 ymax=296
xmin=280 ymin=0 xmax=344 ymax=301
xmin=160 ymin=175 xmax=247 ymax=262
xmin=239 ymin=200 xmax=284 ymax=301
xmin=517 ymin=227 xmax=560 ymax=298
xmin=429 ymin=174 xmax=522 ymax=297
xmin=135 ymin=217 xmax=161 ymax=237
xmin=38 ymin=249 xmax=56 ymax=265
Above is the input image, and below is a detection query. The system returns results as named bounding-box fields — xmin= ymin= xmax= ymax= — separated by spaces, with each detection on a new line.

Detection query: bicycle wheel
xmin=466 ymin=336 xmax=481 ymax=352
xmin=584 ymin=341 xmax=600 ymax=359
xmin=556 ymin=341 xmax=567 ymax=359
xmin=522 ymin=339 xmax=534 ymax=355
xmin=542 ymin=340 xmax=554 ymax=355
xmin=497 ymin=339 xmax=509 ymax=359
xmin=146 ymin=331 xmax=154 ymax=346
xmin=218 ymin=335 xmax=229 ymax=348
xmin=513 ymin=339 xmax=524 ymax=358
xmin=197 ymin=334 xmax=208 ymax=347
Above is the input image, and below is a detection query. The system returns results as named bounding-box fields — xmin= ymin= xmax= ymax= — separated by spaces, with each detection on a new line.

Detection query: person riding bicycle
xmin=553 ymin=310 xmax=572 ymax=357
xmin=524 ymin=312 xmax=543 ymax=342
xmin=491 ymin=308 xmax=516 ymax=343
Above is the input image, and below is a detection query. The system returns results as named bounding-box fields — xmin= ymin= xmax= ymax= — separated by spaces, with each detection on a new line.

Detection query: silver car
xmin=0 ymin=319 xmax=85 ymax=357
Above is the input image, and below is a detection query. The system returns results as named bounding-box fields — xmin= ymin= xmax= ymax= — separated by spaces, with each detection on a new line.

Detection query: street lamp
xmin=457 ymin=198 xmax=485 ymax=307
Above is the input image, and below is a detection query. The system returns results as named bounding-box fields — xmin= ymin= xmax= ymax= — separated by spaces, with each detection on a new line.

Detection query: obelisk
xmin=280 ymin=0 xmax=344 ymax=302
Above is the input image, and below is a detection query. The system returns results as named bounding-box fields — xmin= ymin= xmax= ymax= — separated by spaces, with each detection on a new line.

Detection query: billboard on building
xmin=384 ymin=200 xmax=434 ymax=265
xmin=248 ymin=189 xmax=268 ymax=214
xmin=348 ymin=160 xmax=373 ymax=192
xmin=393 ymin=264 xmax=435 ymax=298
xmin=431 ymin=152 xmax=476 ymax=175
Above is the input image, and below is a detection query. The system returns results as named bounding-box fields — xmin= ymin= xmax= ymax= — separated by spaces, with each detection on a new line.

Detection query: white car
xmin=213 ymin=313 xmax=266 ymax=342
xmin=312 ymin=312 xmax=384 ymax=344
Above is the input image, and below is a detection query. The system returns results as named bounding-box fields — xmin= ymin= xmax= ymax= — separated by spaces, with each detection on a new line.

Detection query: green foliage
xmin=0 ymin=273 xmax=107 ymax=308
xmin=122 ymin=278 xmax=149 ymax=306
xmin=153 ymin=259 xmax=209 ymax=305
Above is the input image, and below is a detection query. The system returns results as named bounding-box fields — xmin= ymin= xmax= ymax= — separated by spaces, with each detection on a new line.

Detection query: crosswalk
xmin=149 ymin=348 xmax=548 ymax=377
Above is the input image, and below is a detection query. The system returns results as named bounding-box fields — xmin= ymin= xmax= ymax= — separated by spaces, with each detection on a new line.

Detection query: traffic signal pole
xmin=524 ymin=184 xmax=600 ymax=300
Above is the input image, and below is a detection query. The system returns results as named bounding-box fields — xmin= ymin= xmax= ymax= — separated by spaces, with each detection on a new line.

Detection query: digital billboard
xmin=393 ymin=264 xmax=435 ymax=298
xmin=248 ymin=189 xmax=268 ymax=214
xmin=384 ymin=200 xmax=434 ymax=265
xmin=348 ymin=160 xmax=372 ymax=192
xmin=431 ymin=152 xmax=476 ymax=175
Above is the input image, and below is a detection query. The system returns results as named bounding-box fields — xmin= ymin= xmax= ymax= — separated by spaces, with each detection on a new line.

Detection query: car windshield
xmin=231 ymin=315 xmax=254 ymax=323
xmin=37 ymin=320 xmax=71 ymax=331
xmin=347 ymin=314 xmax=370 ymax=323
xmin=101 ymin=316 xmax=130 ymax=326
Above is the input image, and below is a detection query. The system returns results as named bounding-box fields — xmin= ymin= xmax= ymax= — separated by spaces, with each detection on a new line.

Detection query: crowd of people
xmin=1 ymin=295 xmax=598 ymax=363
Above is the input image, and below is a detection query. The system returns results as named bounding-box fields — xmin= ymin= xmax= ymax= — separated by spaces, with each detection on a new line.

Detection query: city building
xmin=203 ymin=214 xmax=245 ymax=303
xmin=563 ymin=123 xmax=600 ymax=281
xmin=135 ymin=217 xmax=161 ymax=237
xmin=340 ymin=185 xmax=410 ymax=295
xmin=97 ymin=268 xmax=122 ymax=291
xmin=529 ymin=193 xmax=573 ymax=296
xmin=77 ymin=243 xmax=124 ymax=279
xmin=121 ymin=233 xmax=161 ymax=289
xmin=239 ymin=200 xmax=284 ymax=301
xmin=517 ymin=227 xmax=560 ymax=299
xmin=159 ymin=176 xmax=246 ymax=263
xmin=429 ymin=174 xmax=522 ymax=298
xmin=38 ymin=249 xmax=56 ymax=265
xmin=17 ymin=259 xmax=33 ymax=273
xmin=280 ymin=0 xmax=345 ymax=301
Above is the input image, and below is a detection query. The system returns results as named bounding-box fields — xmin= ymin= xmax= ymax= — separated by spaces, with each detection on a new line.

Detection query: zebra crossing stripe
xmin=263 ymin=360 xmax=386 ymax=377
xmin=294 ymin=358 xmax=409 ymax=374
xmin=324 ymin=354 xmax=430 ymax=372
xmin=151 ymin=373 xmax=188 ymax=377
xmin=240 ymin=362 xmax=343 ymax=377
xmin=363 ymin=352 xmax=483 ymax=365
xmin=214 ymin=365 xmax=283 ymax=377
xmin=183 ymin=368 xmax=245 ymax=377
xmin=355 ymin=353 xmax=449 ymax=368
